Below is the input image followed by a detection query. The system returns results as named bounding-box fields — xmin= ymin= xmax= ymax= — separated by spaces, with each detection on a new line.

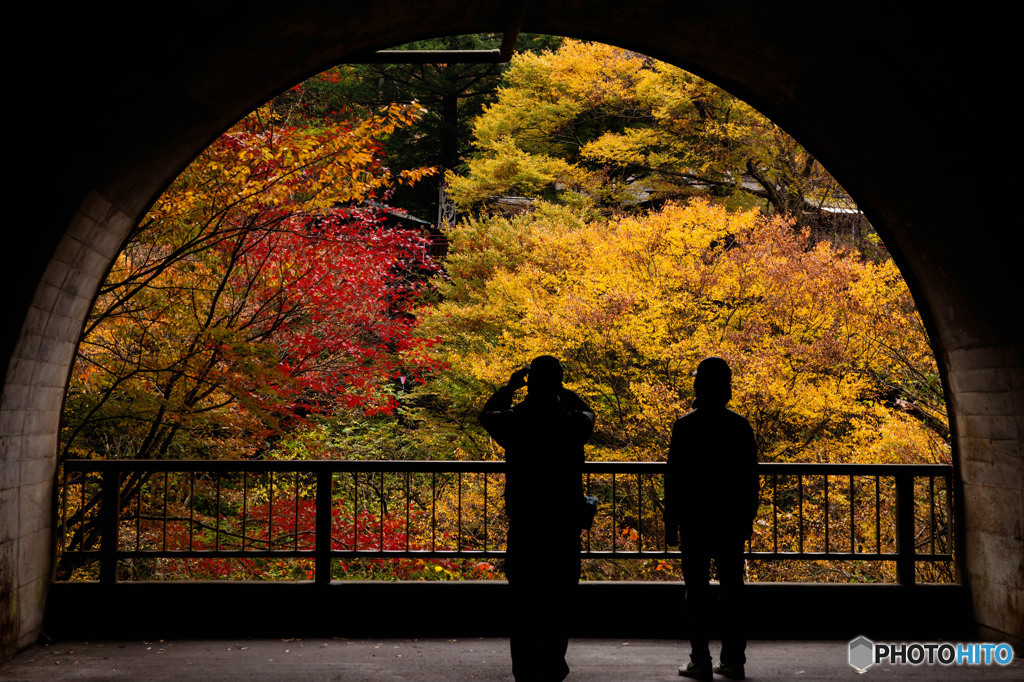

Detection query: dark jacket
xmin=480 ymin=386 xmax=595 ymax=526
xmin=664 ymin=405 xmax=759 ymax=543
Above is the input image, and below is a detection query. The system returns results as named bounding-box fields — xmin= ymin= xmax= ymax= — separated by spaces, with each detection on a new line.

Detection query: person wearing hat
xmin=480 ymin=355 xmax=595 ymax=682
xmin=665 ymin=356 xmax=759 ymax=681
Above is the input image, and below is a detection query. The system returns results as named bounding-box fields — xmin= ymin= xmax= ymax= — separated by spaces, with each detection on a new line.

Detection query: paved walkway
xmin=2 ymin=638 xmax=1020 ymax=680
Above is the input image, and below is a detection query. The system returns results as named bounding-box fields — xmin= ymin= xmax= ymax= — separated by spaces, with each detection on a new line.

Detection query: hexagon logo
xmin=849 ymin=636 xmax=875 ymax=671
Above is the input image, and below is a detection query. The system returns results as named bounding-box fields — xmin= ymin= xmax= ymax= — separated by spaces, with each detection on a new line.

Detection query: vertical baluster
xmin=215 ymin=472 xmax=221 ymax=552
xmin=772 ymin=473 xmax=778 ymax=554
xmin=162 ymin=471 xmax=168 ymax=552
xmin=483 ymin=472 xmax=488 ymax=554
xmin=929 ymin=475 xmax=936 ymax=556
xmin=135 ymin=472 xmax=141 ymax=553
xmin=99 ymin=469 xmax=119 ymax=584
xmin=268 ymin=471 xmax=274 ymax=551
xmin=636 ymin=472 xmax=642 ymax=554
xmin=849 ymin=475 xmax=855 ymax=554
xmin=586 ymin=471 xmax=592 ymax=554
xmin=797 ymin=475 xmax=803 ymax=554
xmin=60 ymin=468 xmax=69 ymax=554
xmin=612 ymin=473 xmax=617 ymax=554
xmin=874 ymin=476 xmax=881 ymax=555
xmin=242 ymin=471 xmax=248 ymax=553
xmin=824 ymin=474 xmax=829 ymax=554
xmin=189 ymin=472 xmax=195 ymax=551
xmin=945 ymin=473 xmax=953 ymax=556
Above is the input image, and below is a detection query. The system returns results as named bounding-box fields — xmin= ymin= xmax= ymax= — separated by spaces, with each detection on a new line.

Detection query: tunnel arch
xmin=3 ymin=2 xmax=1019 ymax=656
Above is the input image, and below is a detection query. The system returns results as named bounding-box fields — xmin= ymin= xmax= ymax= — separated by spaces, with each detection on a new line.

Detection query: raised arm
xmin=479 ymin=368 xmax=529 ymax=449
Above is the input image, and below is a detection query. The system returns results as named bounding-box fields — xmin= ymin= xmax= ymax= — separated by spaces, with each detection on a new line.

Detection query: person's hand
xmin=508 ymin=367 xmax=529 ymax=391
xmin=665 ymin=529 xmax=679 ymax=548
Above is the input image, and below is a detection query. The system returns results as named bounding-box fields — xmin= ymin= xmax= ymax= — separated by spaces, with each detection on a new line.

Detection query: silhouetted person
xmin=480 ymin=355 xmax=595 ymax=682
xmin=664 ymin=357 xmax=758 ymax=681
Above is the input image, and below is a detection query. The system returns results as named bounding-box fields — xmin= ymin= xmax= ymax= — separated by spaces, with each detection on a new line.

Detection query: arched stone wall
xmin=3 ymin=2 xmax=1019 ymax=657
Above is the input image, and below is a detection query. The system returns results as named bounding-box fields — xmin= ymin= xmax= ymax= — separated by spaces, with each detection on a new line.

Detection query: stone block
xmin=969 ymin=573 xmax=1024 ymax=642
xmin=0 ymin=460 xmax=21 ymax=491
xmin=951 ymin=368 xmax=1021 ymax=396
xmin=32 ymin=360 xmax=72 ymax=392
xmin=91 ymin=222 xmax=125 ymax=256
xmin=0 ymin=429 xmax=24 ymax=459
xmin=949 ymin=346 xmax=1017 ymax=371
xmin=965 ymin=529 xmax=1024 ymax=590
xmin=948 ymin=363 xmax=1011 ymax=394
xmin=76 ymin=192 xmax=114 ymax=229
xmin=0 ymin=409 xmax=24 ymax=437
xmin=53 ymin=234 xmax=85 ymax=269
xmin=16 ymin=576 xmax=48 ymax=640
xmin=960 ymin=450 xmax=1024 ymax=488
xmin=52 ymin=288 xmax=90 ymax=321
xmin=19 ymin=457 xmax=54 ymax=487
xmin=28 ymin=389 xmax=64 ymax=418
xmin=0 ymin=540 xmax=14 ymax=598
xmin=60 ymin=264 xmax=90 ymax=299
xmin=35 ymin=335 xmax=72 ymax=367
xmin=23 ymin=410 xmax=58 ymax=437
xmin=958 ymin=436 xmax=1021 ymax=465
xmin=0 ymin=489 xmax=18 ymax=542
xmin=76 ymin=246 xmax=110 ymax=278
xmin=0 ymin=385 xmax=31 ymax=415
xmin=12 ymin=332 xmax=42 ymax=360
xmin=957 ymin=414 xmax=1018 ymax=440
xmin=39 ymin=260 xmax=68 ymax=290
xmin=29 ymin=285 xmax=60 ymax=318
xmin=17 ymin=528 xmax=51 ymax=588
xmin=955 ymin=389 xmax=1018 ymax=417
xmin=19 ymin=481 xmax=51 ymax=534
xmin=962 ymin=483 xmax=1022 ymax=538
xmin=23 ymin=435 xmax=57 ymax=459
xmin=4 ymin=358 xmax=33 ymax=387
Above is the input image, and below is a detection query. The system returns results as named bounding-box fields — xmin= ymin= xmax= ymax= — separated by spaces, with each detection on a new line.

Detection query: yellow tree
xmin=419 ymin=199 xmax=946 ymax=467
xmin=447 ymin=40 xmax=850 ymax=222
xmin=416 ymin=199 xmax=947 ymax=582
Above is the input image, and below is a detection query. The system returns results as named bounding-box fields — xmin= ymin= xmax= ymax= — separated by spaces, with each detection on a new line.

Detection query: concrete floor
xmin=2 ymin=639 xmax=1022 ymax=681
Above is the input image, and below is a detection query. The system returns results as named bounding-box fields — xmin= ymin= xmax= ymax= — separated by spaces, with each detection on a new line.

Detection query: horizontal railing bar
xmin=65 ymin=550 xmax=315 ymax=560
xmin=61 ymin=549 xmax=954 ymax=562
xmin=62 ymin=459 xmax=952 ymax=476
xmin=62 ymin=550 xmax=506 ymax=560
xmin=62 ymin=459 xmax=507 ymax=473
xmin=334 ymin=551 xmax=504 ymax=559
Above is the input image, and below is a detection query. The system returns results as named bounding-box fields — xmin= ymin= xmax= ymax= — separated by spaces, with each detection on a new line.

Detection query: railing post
xmin=315 ymin=469 xmax=332 ymax=585
xmin=895 ymin=472 xmax=915 ymax=586
xmin=99 ymin=469 xmax=119 ymax=584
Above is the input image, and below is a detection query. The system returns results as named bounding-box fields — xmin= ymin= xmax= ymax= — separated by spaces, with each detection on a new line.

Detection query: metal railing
xmin=57 ymin=460 xmax=954 ymax=585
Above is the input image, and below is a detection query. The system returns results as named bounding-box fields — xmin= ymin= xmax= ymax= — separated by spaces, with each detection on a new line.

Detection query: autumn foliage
xmin=59 ymin=48 xmax=951 ymax=585
xmin=420 ymin=200 xmax=946 ymax=467
xmin=62 ymin=102 xmax=440 ymax=463
xmin=447 ymin=40 xmax=850 ymax=222
xmin=414 ymin=199 xmax=949 ymax=582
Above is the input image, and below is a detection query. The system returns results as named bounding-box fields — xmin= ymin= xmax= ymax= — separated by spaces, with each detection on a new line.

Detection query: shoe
xmin=678 ymin=662 xmax=713 ymax=680
xmin=713 ymin=662 xmax=745 ymax=679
